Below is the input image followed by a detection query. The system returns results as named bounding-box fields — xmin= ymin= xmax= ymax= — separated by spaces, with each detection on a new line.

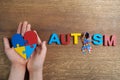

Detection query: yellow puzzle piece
xmin=15 ymin=44 xmax=26 ymax=59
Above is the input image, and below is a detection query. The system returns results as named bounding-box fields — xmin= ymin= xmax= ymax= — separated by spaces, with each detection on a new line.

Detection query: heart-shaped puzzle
xmin=11 ymin=31 xmax=38 ymax=59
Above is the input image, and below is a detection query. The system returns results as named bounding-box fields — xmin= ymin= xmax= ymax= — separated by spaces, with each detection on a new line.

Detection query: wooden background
xmin=0 ymin=0 xmax=120 ymax=80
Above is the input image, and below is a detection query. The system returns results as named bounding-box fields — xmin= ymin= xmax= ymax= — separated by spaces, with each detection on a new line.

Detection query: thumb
xmin=3 ymin=37 xmax=11 ymax=57
xmin=3 ymin=37 xmax=10 ymax=50
xmin=40 ymin=41 xmax=47 ymax=62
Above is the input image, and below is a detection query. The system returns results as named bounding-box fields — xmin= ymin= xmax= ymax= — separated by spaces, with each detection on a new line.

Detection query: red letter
xmin=60 ymin=34 xmax=70 ymax=45
xmin=104 ymin=35 xmax=116 ymax=46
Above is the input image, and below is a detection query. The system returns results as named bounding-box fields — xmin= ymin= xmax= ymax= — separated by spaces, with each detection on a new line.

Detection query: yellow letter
xmin=71 ymin=33 xmax=81 ymax=44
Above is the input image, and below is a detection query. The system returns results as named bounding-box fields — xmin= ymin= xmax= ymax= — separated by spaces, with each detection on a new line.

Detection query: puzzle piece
xmin=24 ymin=31 xmax=37 ymax=46
xmin=11 ymin=31 xmax=38 ymax=59
xmin=15 ymin=44 xmax=27 ymax=59
xmin=25 ymin=44 xmax=37 ymax=59
xmin=11 ymin=34 xmax=26 ymax=48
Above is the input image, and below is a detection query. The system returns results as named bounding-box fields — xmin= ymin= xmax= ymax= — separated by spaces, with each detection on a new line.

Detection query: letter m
xmin=104 ymin=35 xmax=116 ymax=46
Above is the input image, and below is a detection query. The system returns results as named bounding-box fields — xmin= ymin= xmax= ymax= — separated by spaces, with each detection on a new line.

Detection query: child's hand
xmin=27 ymin=31 xmax=47 ymax=80
xmin=3 ymin=21 xmax=47 ymax=80
xmin=3 ymin=21 xmax=31 ymax=67
xmin=3 ymin=21 xmax=32 ymax=80
xmin=27 ymin=31 xmax=47 ymax=72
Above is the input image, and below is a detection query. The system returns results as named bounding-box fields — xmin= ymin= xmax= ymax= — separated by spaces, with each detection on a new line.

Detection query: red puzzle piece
xmin=24 ymin=31 xmax=37 ymax=46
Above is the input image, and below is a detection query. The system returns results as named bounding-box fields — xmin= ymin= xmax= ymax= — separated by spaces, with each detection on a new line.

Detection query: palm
xmin=27 ymin=53 xmax=40 ymax=72
xmin=3 ymin=21 xmax=47 ymax=73
xmin=3 ymin=21 xmax=31 ymax=65
xmin=27 ymin=49 xmax=43 ymax=71
xmin=27 ymin=42 xmax=47 ymax=72
xmin=6 ymin=48 xmax=27 ymax=65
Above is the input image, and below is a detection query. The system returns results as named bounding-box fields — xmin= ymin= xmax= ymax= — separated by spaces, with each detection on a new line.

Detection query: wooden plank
xmin=0 ymin=0 xmax=120 ymax=80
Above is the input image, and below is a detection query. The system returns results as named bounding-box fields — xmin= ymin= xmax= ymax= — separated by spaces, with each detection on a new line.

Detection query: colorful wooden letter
xmin=48 ymin=33 xmax=61 ymax=45
xmin=60 ymin=34 xmax=70 ymax=45
xmin=104 ymin=35 xmax=116 ymax=46
xmin=92 ymin=34 xmax=103 ymax=45
xmin=71 ymin=33 xmax=81 ymax=44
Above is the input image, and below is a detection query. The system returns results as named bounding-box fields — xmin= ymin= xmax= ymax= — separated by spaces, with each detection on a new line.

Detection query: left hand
xmin=3 ymin=21 xmax=31 ymax=67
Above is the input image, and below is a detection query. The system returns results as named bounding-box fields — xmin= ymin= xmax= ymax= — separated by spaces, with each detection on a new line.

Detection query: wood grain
xmin=0 ymin=0 xmax=120 ymax=80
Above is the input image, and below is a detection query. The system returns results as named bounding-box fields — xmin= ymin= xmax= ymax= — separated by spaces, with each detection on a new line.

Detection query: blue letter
xmin=48 ymin=33 xmax=61 ymax=45
xmin=92 ymin=34 xmax=103 ymax=45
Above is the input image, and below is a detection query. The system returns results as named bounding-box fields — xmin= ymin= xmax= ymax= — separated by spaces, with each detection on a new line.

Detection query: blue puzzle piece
xmin=25 ymin=44 xmax=37 ymax=59
xmin=11 ymin=34 xmax=26 ymax=48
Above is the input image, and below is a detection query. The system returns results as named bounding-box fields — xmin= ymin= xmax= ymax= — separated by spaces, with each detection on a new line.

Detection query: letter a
xmin=48 ymin=33 xmax=61 ymax=45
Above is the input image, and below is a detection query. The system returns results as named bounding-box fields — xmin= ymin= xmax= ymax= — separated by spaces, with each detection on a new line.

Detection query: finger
xmin=34 ymin=30 xmax=42 ymax=45
xmin=21 ymin=21 xmax=28 ymax=36
xmin=3 ymin=37 xmax=10 ymax=50
xmin=40 ymin=41 xmax=47 ymax=62
xmin=30 ymin=51 xmax=36 ymax=59
xmin=17 ymin=22 xmax=22 ymax=34
xmin=26 ymin=24 xmax=31 ymax=31
xmin=31 ymin=46 xmax=40 ymax=58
